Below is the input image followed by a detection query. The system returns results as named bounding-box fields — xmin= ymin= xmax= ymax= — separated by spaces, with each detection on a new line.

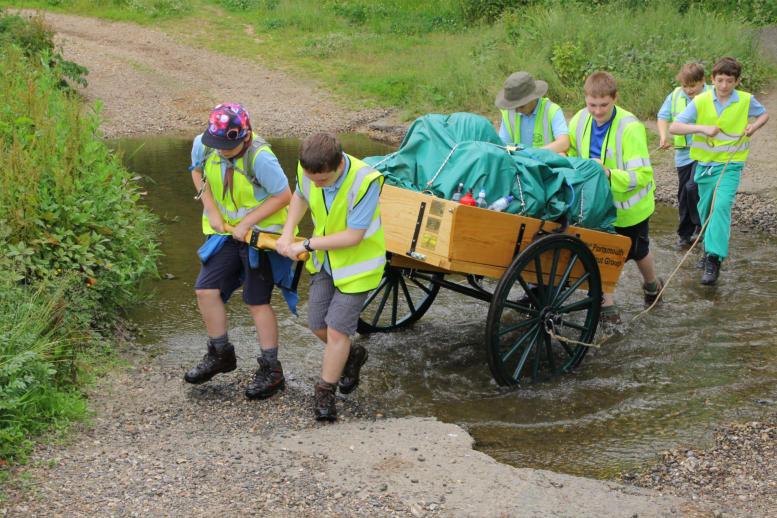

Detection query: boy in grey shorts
xmin=277 ymin=133 xmax=386 ymax=421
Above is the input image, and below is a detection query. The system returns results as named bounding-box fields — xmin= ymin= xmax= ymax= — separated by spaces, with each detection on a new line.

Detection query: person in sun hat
xmin=184 ymin=102 xmax=294 ymax=401
xmin=495 ymin=71 xmax=570 ymax=154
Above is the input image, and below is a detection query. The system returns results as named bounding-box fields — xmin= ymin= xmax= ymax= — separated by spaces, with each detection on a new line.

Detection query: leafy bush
xmin=0 ymin=48 xmax=159 ymax=317
xmin=0 ymin=16 xmax=159 ymax=463
xmin=0 ymin=12 xmax=87 ymax=87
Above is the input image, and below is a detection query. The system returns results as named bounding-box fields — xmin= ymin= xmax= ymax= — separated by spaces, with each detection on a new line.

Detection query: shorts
xmin=307 ymin=271 xmax=368 ymax=336
xmin=194 ymin=237 xmax=274 ymax=305
xmin=615 ymin=218 xmax=650 ymax=262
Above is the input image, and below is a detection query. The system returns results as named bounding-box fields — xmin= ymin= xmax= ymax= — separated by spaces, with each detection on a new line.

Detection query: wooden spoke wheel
xmin=358 ymin=266 xmax=442 ymax=334
xmin=485 ymin=234 xmax=602 ymax=386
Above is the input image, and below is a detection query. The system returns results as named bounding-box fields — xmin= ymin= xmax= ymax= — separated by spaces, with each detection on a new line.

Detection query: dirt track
xmin=40 ymin=12 xmax=386 ymax=139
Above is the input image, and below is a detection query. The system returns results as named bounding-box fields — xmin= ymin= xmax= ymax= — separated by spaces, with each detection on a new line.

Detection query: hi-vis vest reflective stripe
xmin=570 ymin=106 xmax=654 ymax=227
xmin=670 ymin=87 xmax=690 ymax=149
xmin=202 ymin=135 xmax=288 ymax=235
xmin=500 ymin=98 xmax=560 ymax=147
xmin=690 ymin=89 xmax=751 ymax=163
xmin=299 ymin=155 xmax=386 ymax=294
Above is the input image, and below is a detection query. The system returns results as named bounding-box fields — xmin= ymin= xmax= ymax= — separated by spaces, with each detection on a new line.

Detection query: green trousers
xmin=694 ymin=162 xmax=744 ymax=261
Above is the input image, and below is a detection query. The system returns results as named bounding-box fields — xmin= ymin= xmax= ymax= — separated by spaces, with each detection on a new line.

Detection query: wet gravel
xmin=624 ymin=420 xmax=777 ymax=518
xmin=0 ymin=361 xmax=420 ymax=517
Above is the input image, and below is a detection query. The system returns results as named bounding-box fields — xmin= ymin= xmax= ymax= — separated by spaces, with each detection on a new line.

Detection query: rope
xmin=545 ymin=320 xmax=606 ymax=349
xmin=631 ymin=131 xmax=747 ymax=322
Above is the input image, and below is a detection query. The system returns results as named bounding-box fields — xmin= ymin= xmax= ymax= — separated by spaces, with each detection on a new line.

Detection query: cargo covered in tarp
xmin=364 ymin=112 xmax=616 ymax=231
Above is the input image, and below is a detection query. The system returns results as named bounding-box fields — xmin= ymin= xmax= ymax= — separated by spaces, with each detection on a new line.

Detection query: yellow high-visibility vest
xmin=500 ymin=97 xmax=561 ymax=147
xmin=568 ymin=106 xmax=655 ymax=227
xmin=201 ymin=135 xmax=288 ymax=235
xmin=298 ymin=154 xmax=386 ymax=293
xmin=689 ymin=89 xmax=751 ymax=163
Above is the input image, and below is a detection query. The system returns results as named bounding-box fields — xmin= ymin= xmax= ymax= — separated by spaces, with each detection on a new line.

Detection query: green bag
xmin=365 ymin=113 xmax=616 ymax=229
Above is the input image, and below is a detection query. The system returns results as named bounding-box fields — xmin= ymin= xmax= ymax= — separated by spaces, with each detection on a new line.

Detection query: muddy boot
xmin=643 ymin=277 xmax=664 ymax=306
xmin=701 ymin=255 xmax=721 ymax=285
xmin=314 ymin=381 xmax=337 ymax=422
xmin=338 ymin=345 xmax=368 ymax=395
xmin=184 ymin=340 xmax=237 ymax=384
xmin=245 ymin=358 xmax=285 ymax=400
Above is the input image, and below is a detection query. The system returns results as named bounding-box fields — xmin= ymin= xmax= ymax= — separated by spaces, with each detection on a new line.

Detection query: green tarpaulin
xmin=364 ymin=112 xmax=616 ymax=231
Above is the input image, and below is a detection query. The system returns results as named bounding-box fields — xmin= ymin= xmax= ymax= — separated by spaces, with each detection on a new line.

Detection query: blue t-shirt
xmin=589 ymin=108 xmax=617 ymax=160
xmin=675 ymin=89 xmax=767 ymax=166
xmin=498 ymin=101 xmax=569 ymax=148
xmin=190 ymin=134 xmax=289 ymax=199
xmin=295 ymin=153 xmax=380 ymax=273
xmin=657 ymin=85 xmax=710 ymax=167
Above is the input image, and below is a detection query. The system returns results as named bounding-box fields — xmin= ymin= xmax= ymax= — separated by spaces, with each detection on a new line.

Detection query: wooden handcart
xmin=359 ymin=185 xmax=631 ymax=386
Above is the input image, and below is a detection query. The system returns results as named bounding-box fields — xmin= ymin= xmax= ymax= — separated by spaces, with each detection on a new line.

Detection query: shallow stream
xmin=115 ymin=134 xmax=777 ymax=479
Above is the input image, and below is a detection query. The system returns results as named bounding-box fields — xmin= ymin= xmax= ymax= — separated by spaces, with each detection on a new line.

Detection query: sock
xmin=208 ymin=334 xmax=230 ymax=352
xmin=601 ymin=304 xmax=619 ymax=315
xmin=643 ymin=281 xmax=658 ymax=292
xmin=261 ymin=347 xmax=279 ymax=364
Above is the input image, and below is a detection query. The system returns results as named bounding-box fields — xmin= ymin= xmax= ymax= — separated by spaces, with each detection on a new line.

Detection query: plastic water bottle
xmin=487 ymin=194 xmax=514 ymax=212
xmin=451 ymin=183 xmax=464 ymax=202
xmin=475 ymin=189 xmax=488 ymax=208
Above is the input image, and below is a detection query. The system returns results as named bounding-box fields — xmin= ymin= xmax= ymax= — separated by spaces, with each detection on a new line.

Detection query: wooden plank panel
xmin=380 ymin=185 xmax=631 ymax=293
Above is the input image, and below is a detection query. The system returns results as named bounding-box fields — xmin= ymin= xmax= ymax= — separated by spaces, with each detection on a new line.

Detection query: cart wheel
xmin=485 ymin=234 xmax=601 ymax=386
xmin=358 ymin=266 xmax=442 ymax=334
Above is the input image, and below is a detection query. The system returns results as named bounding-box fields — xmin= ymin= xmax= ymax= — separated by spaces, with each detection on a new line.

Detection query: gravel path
xmin=40 ymin=12 xmax=387 ymax=139
xmin=625 ymin=420 xmax=777 ymax=518
xmin=1 ymin=357 xmax=696 ymax=517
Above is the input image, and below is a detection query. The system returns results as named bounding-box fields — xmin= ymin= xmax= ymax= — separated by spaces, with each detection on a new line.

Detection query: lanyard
xmin=585 ymin=108 xmax=615 ymax=161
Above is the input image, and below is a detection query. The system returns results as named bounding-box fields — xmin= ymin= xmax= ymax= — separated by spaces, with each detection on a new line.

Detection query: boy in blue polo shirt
xmin=657 ymin=63 xmax=708 ymax=248
xmin=495 ymin=71 xmax=570 ymax=154
xmin=277 ymin=133 xmax=385 ymax=421
xmin=670 ymin=57 xmax=769 ymax=285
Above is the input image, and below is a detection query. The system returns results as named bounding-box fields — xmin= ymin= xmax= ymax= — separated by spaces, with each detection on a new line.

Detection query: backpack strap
xmin=193 ymin=137 xmax=271 ymax=200
xmin=234 ymin=137 xmax=270 ymax=187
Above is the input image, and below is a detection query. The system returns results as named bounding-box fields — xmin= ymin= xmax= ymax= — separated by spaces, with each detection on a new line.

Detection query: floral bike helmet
xmin=201 ymin=102 xmax=251 ymax=150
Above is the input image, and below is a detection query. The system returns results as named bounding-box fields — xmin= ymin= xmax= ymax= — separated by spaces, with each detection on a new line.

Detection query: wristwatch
xmin=302 ymin=238 xmax=314 ymax=252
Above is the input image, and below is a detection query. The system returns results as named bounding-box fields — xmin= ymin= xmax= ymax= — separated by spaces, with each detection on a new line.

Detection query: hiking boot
xmin=184 ymin=341 xmax=237 ymax=384
xmin=695 ymin=253 xmax=707 ymax=269
xmin=689 ymin=228 xmax=702 ymax=244
xmin=643 ymin=277 xmax=664 ymax=306
xmin=599 ymin=305 xmax=622 ymax=326
xmin=597 ymin=305 xmax=623 ymax=339
xmin=701 ymin=255 xmax=721 ymax=286
xmin=314 ymin=382 xmax=337 ymax=422
xmin=245 ymin=357 xmax=285 ymax=400
xmin=338 ymin=345 xmax=368 ymax=395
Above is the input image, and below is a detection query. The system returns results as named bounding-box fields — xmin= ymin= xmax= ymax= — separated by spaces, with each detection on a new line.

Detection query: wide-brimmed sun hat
xmin=201 ymin=102 xmax=251 ymax=150
xmin=494 ymin=72 xmax=548 ymax=110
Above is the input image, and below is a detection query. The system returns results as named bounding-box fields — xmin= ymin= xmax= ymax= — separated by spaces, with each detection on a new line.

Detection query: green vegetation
xmin=2 ymin=0 xmax=774 ymax=120
xmin=0 ymin=12 xmax=158 ymax=467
